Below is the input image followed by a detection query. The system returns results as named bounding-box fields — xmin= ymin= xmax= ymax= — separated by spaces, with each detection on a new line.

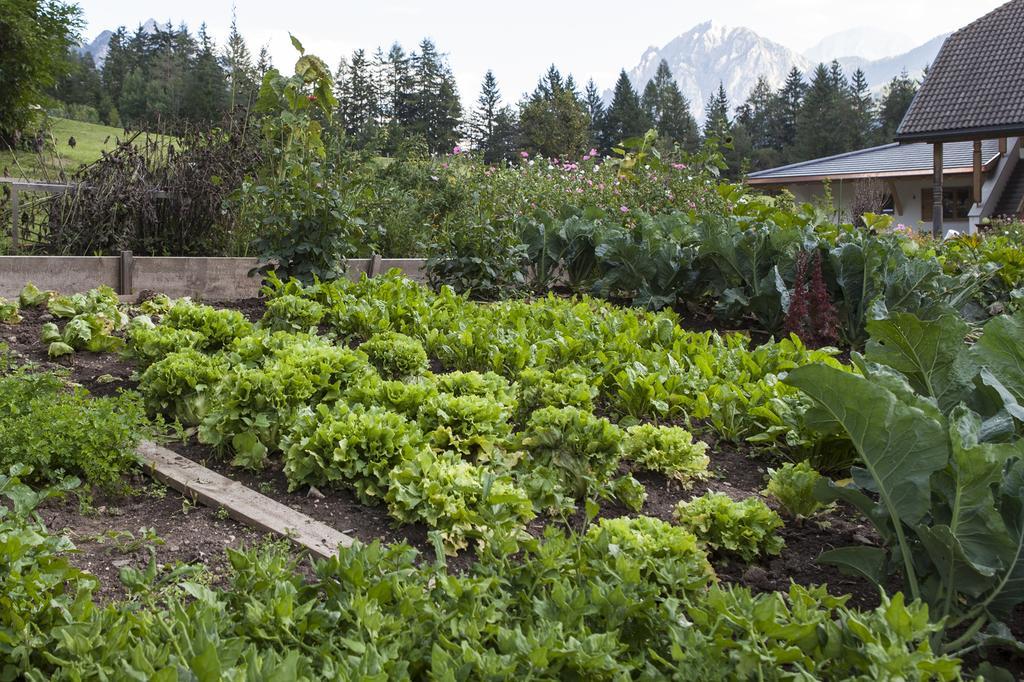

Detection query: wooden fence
xmin=0 ymin=253 xmax=427 ymax=299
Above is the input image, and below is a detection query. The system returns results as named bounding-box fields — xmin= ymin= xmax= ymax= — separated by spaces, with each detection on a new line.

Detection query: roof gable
xmin=896 ymin=0 xmax=1024 ymax=142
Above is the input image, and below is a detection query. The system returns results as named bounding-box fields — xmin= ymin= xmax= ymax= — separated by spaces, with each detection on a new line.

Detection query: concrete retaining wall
xmin=0 ymin=255 xmax=427 ymax=299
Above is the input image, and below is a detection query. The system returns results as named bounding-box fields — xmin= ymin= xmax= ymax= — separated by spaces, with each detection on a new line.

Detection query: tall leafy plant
xmin=785 ymin=311 xmax=1024 ymax=654
xmin=240 ymin=36 xmax=363 ymax=284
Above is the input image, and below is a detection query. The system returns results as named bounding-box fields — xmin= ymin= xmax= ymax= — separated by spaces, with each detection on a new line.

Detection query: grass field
xmin=1 ymin=118 xmax=131 ymax=181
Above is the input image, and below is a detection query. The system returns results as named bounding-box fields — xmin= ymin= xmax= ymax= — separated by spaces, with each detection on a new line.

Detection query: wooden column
xmin=933 ymin=142 xmax=944 ymax=238
xmin=973 ymin=139 xmax=983 ymax=206
xmin=1000 ymin=137 xmax=1008 ymax=155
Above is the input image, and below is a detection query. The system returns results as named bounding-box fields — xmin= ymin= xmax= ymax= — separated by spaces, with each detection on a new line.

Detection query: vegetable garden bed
xmin=3 ymin=274 xmax=1024 ymax=678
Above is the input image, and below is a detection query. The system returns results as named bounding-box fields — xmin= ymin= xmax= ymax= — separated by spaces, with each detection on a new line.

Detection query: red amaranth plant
xmin=784 ymin=250 xmax=840 ymax=348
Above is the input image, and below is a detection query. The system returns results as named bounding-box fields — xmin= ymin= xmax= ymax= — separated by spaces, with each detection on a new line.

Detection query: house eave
xmin=895 ymin=123 xmax=1024 ymax=144
xmin=746 ymin=163 xmax=996 ymax=187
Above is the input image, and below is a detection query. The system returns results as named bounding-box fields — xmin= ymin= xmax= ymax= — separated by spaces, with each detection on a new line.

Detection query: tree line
xmin=9 ymin=2 xmax=920 ymax=171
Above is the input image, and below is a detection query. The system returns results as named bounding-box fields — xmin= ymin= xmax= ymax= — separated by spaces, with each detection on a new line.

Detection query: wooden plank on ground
xmin=137 ymin=441 xmax=354 ymax=558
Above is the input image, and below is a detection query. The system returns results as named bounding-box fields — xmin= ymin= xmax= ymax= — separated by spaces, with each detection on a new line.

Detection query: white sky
xmin=76 ymin=0 xmax=1007 ymax=104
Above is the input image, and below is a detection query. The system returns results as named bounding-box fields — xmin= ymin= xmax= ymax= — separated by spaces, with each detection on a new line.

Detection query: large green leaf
xmin=817 ymin=546 xmax=887 ymax=584
xmin=785 ymin=364 xmax=949 ymax=526
xmin=987 ymin=458 xmax=1024 ymax=619
xmin=865 ymin=312 xmax=972 ymax=412
xmin=973 ymin=313 xmax=1024 ymax=422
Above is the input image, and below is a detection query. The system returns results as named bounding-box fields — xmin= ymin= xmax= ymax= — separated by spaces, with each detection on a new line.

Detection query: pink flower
xmin=452 ymin=145 xmax=462 ymax=155
xmin=671 ymin=163 xmax=687 ymax=170
xmin=520 ymin=151 xmax=529 ymax=158
xmin=589 ymin=148 xmax=598 ymax=156
xmin=620 ymin=206 xmax=629 ymax=213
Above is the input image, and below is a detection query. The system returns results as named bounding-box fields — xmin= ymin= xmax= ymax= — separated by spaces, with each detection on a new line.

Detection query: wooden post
xmin=119 ymin=250 xmax=133 ymax=295
xmin=1000 ymin=138 xmax=1008 ymax=155
xmin=933 ymin=142 xmax=944 ymax=238
xmin=973 ymin=139 xmax=983 ymax=206
xmin=368 ymin=253 xmax=383 ymax=277
xmin=9 ymin=186 xmax=18 ymax=253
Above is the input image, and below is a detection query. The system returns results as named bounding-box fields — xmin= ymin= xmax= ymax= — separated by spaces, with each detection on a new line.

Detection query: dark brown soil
xmin=35 ymin=473 xmax=273 ymax=602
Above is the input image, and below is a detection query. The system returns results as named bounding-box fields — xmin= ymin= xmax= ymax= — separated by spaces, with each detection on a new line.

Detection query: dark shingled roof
xmin=747 ymin=140 xmax=1001 ymax=184
xmin=896 ymin=0 xmax=1024 ymax=142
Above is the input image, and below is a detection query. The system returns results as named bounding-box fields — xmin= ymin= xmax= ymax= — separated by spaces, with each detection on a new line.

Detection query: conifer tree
xmin=776 ymin=67 xmax=806 ymax=154
xmin=224 ymin=10 xmax=256 ymax=110
xmin=796 ymin=62 xmax=852 ymax=159
xmin=183 ymin=23 xmax=227 ymax=124
xmin=602 ymin=69 xmax=649 ymax=149
xmin=641 ymin=60 xmax=698 ymax=151
xmin=877 ymin=71 xmax=918 ymax=141
xmin=409 ymin=39 xmax=461 ymax=154
xmin=702 ymin=82 xmax=731 ymax=140
xmin=518 ymin=65 xmax=588 ymax=158
xmin=341 ymin=48 xmax=379 ymax=144
xmin=469 ymin=70 xmax=503 ymax=161
xmin=584 ymin=78 xmax=605 ymax=151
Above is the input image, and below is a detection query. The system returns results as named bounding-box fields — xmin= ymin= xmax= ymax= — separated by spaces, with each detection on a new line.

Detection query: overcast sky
xmin=76 ymin=0 xmax=1007 ymax=102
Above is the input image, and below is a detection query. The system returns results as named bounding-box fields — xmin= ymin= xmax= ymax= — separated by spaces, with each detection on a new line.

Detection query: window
xmin=922 ymin=187 xmax=972 ymax=221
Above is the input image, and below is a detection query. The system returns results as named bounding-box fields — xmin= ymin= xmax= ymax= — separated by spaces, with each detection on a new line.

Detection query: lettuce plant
xmin=138 ymin=348 xmax=228 ymax=426
xmin=126 ymin=324 xmax=207 ymax=368
xmin=764 ymin=461 xmax=824 ymax=518
xmin=418 ymin=392 xmax=512 ymax=460
xmin=514 ymin=364 xmax=597 ymax=423
xmin=162 ymin=300 xmax=254 ymax=350
xmin=623 ymin=423 xmax=709 ymax=484
xmin=0 ymin=298 xmax=21 ymax=324
xmin=674 ymin=492 xmax=785 ymax=562
xmin=282 ymin=404 xmax=428 ymax=505
xmin=259 ymin=294 xmax=325 ymax=332
xmin=359 ymin=331 xmax=429 ymax=380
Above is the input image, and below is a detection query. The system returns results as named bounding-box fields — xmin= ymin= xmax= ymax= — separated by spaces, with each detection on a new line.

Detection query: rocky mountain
xmin=78 ymin=19 xmax=158 ymax=67
xmin=804 ymin=27 xmax=909 ymax=63
xmin=617 ymin=21 xmax=945 ymax=122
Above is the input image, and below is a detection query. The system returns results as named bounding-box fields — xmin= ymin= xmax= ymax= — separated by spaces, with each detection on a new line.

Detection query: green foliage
xmin=138 ymin=349 xmax=227 ymax=426
xmin=161 ymin=300 xmax=254 ymax=350
xmin=343 ymin=374 xmax=438 ymax=419
xmin=0 ymin=298 xmax=21 ymax=324
xmin=623 ymin=423 xmax=709 ymax=484
xmin=126 ymin=323 xmax=206 ymax=369
xmin=18 ymin=282 xmax=53 ymax=308
xmin=514 ymin=364 xmax=597 ymax=423
xmin=386 ymin=449 xmax=534 ymax=553
xmin=358 ymin=331 xmax=428 ymax=379
xmin=784 ymin=311 xmax=1024 ymax=651
xmin=764 ymin=461 xmax=824 ymax=518
xmin=259 ymin=294 xmax=325 ymax=332
xmin=0 ymin=0 xmax=84 ymax=137
xmin=417 ymin=391 xmax=512 ymax=460
xmin=674 ymin=492 xmax=785 ymax=562
xmin=0 ymin=367 xmax=146 ymax=491
xmin=518 ymin=406 xmax=627 ymax=504
xmin=282 ymin=404 xmax=428 ymax=506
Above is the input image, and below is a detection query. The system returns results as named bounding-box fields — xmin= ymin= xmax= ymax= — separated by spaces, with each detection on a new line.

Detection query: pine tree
xmin=776 ymin=67 xmax=806 ymax=153
xmin=342 ymin=48 xmax=379 ymax=144
xmin=735 ymin=76 xmax=784 ymax=169
xmin=849 ymin=68 xmax=875 ymax=146
xmin=602 ymin=70 xmax=649 ymax=149
xmin=223 ymin=10 xmax=255 ymax=110
xmin=877 ymin=71 xmax=918 ymax=141
xmin=409 ymin=39 xmax=461 ymax=154
xmin=518 ymin=65 xmax=588 ymax=158
xmin=641 ymin=60 xmax=698 ymax=151
xmin=183 ymin=23 xmax=227 ymax=124
xmin=383 ymin=43 xmax=414 ymax=128
xmin=583 ymin=78 xmax=605 ymax=150
xmin=702 ymin=82 xmax=731 ymax=140
xmin=469 ymin=70 xmax=504 ymax=162
xmin=255 ymin=46 xmax=273 ymax=80
xmin=796 ymin=62 xmax=852 ymax=160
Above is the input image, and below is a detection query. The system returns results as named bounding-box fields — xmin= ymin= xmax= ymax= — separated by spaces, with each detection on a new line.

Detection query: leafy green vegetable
xmin=17 ymin=282 xmax=53 ymax=308
xmin=674 ymin=492 xmax=785 ymax=562
xmin=622 ymin=423 xmax=709 ymax=484
xmin=259 ymin=294 xmax=325 ymax=332
xmin=358 ymin=331 xmax=429 ymax=379
xmin=418 ymin=391 xmax=512 ymax=460
xmin=764 ymin=461 xmax=824 ymax=518
xmin=0 ymin=297 xmax=21 ymax=324
xmin=138 ymin=349 xmax=228 ymax=426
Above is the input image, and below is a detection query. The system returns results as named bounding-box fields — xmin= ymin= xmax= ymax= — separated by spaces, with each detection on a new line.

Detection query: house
xmin=749 ymin=0 xmax=1024 ymax=235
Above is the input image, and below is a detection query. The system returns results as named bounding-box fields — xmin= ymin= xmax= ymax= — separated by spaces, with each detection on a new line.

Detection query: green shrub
xmin=764 ymin=461 xmax=824 ymax=518
xmin=138 ymin=349 xmax=228 ymax=426
xmin=623 ymin=423 xmax=709 ymax=484
xmin=674 ymin=492 xmax=785 ymax=562
xmin=259 ymin=294 xmax=325 ymax=332
xmin=0 ymin=369 xmax=147 ymax=491
xmin=359 ymin=331 xmax=429 ymax=379
xmin=283 ymin=404 xmax=428 ymax=505
xmin=387 ymin=449 xmax=534 ymax=553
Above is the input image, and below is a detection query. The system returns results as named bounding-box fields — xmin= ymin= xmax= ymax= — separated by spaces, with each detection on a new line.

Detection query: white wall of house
xmin=785 ymin=175 xmax=975 ymax=234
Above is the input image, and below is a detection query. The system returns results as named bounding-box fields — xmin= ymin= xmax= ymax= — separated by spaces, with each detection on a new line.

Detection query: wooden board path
xmin=138 ymin=441 xmax=354 ymax=558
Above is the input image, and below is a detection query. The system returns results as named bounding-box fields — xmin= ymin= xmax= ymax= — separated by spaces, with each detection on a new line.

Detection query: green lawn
xmin=1 ymin=118 xmax=131 ymax=181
